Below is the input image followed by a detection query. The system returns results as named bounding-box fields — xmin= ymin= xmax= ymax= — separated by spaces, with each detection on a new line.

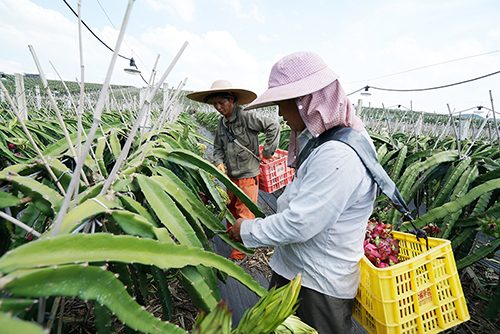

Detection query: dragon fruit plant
xmin=364 ymin=218 xmax=400 ymax=268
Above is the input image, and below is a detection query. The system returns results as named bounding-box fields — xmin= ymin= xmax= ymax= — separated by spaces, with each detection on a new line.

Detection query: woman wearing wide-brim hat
xmin=229 ymin=52 xmax=377 ymax=333
xmin=187 ymin=79 xmax=280 ymax=260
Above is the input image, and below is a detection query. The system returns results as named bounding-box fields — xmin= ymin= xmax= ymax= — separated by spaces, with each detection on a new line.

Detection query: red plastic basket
xmin=259 ymin=145 xmax=294 ymax=193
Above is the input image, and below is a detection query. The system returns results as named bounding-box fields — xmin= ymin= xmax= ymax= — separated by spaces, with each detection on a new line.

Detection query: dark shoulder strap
xmin=296 ymin=126 xmax=413 ymax=222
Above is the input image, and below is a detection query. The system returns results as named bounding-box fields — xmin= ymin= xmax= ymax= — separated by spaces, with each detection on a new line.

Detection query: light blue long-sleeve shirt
xmin=240 ymin=129 xmax=376 ymax=298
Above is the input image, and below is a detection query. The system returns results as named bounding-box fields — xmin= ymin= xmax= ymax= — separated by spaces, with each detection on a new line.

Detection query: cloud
xmin=221 ymin=0 xmax=265 ymax=22
xmin=143 ymin=0 xmax=195 ymax=22
xmin=487 ymin=29 xmax=500 ymax=38
xmin=0 ymin=0 xmax=150 ymax=86
xmin=258 ymin=34 xmax=273 ymax=43
xmin=140 ymin=25 xmax=263 ymax=92
xmin=0 ymin=0 xmax=76 ymax=52
xmin=0 ymin=0 xmax=79 ymax=76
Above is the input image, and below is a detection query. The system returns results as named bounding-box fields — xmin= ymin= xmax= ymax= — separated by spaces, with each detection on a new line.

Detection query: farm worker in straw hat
xmin=187 ymin=80 xmax=280 ymax=260
xmin=229 ymin=52 xmax=377 ymax=333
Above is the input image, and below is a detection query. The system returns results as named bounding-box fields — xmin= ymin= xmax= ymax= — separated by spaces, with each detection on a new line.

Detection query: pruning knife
xmin=213 ymin=226 xmax=232 ymax=234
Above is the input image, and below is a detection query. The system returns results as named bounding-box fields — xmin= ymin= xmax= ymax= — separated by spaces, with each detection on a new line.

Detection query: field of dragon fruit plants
xmin=1 ymin=0 xmax=499 ymax=330
xmin=196 ymin=102 xmax=500 ymax=332
xmin=0 ymin=73 xmax=322 ymax=333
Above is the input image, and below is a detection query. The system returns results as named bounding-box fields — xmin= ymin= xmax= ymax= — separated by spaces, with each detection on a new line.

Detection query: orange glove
xmin=216 ymin=164 xmax=226 ymax=174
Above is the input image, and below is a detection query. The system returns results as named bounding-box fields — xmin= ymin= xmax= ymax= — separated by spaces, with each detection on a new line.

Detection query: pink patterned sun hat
xmin=245 ymin=52 xmax=340 ymax=110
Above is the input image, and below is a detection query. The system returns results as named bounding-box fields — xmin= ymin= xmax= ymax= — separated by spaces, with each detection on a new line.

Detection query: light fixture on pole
xmin=124 ymin=58 xmax=141 ymax=75
xmin=360 ymin=86 xmax=371 ymax=96
xmin=0 ymin=73 xmax=7 ymax=82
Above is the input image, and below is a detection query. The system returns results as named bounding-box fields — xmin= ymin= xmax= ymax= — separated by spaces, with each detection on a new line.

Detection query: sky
xmin=1 ymin=0 xmax=499 ymax=115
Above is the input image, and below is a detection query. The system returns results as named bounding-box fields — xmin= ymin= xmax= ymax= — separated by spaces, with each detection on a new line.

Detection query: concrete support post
xmin=35 ymin=85 xmax=41 ymax=110
xmin=139 ymin=87 xmax=151 ymax=136
xmin=15 ymin=73 xmax=27 ymax=120
xmin=356 ymin=99 xmax=363 ymax=116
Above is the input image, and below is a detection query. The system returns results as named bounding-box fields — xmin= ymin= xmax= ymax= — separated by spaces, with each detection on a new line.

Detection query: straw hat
xmin=245 ymin=52 xmax=340 ymax=110
xmin=186 ymin=79 xmax=257 ymax=105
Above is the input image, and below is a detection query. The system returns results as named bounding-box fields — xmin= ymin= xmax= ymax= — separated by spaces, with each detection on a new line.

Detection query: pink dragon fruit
xmin=364 ymin=218 xmax=400 ymax=268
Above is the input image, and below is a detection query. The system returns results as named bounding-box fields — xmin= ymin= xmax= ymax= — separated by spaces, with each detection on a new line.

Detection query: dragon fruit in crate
xmin=364 ymin=218 xmax=400 ymax=268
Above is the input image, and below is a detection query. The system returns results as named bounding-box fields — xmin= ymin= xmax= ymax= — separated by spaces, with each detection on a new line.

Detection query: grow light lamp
xmin=360 ymin=86 xmax=371 ymax=96
xmin=124 ymin=58 xmax=141 ymax=75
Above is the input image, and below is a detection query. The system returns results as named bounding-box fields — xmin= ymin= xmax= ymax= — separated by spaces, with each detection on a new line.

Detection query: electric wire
xmin=94 ymin=0 xmax=149 ymax=72
xmin=62 ymin=0 xmax=148 ymax=85
xmin=345 ymin=49 xmax=500 ymax=84
xmin=64 ymin=0 xmax=497 ymax=95
xmin=347 ymin=70 xmax=500 ymax=96
xmin=63 ymin=0 xmax=128 ymax=60
xmin=95 ymin=0 xmax=117 ymax=30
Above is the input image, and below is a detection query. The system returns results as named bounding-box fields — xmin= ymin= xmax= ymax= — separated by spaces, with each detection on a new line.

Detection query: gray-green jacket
xmin=213 ymin=104 xmax=280 ymax=179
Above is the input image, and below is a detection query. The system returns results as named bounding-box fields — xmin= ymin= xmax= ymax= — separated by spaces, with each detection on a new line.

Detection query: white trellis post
xmin=15 ymin=73 xmax=27 ymax=120
xmin=415 ymin=112 xmax=423 ymax=136
xmin=490 ymin=90 xmax=500 ymax=155
xmin=163 ymin=83 xmax=169 ymax=111
xmin=458 ymin=112 xmax=462 ymax=140
xmin=356 ymin=99 xmax=363 ymax=116
xmin=459 ymin=117 xmax=470 ymax=140
xmin=447 ymin=104 xmax=462 ymax=159
xmin=105 ymin=88 xmax=110 ymax=111
xmin=35 ymin=85 xmax=41 ymax=110
xmin=139 ymin=87 xmax=151 ymax=136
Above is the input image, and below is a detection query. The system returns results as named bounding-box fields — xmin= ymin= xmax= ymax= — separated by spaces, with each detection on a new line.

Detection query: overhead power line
xmin=95 ymin=0 xmax=117 ymax=30
xmin=62 ymin=0 xmax=148 ymax=84
xmin=93 ymin=0 xmax=148 ymax=70
xmin=63 ymin=0 xmax=128 ymax=60
xmin=346 ymin=49 xmax=500 ymax=84
xmin=347 ymin=69 xmax=500 ymax=96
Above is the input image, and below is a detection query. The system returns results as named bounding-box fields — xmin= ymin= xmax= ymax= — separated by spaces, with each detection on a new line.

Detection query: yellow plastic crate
xmin=353 ymin=231 xmax=470 ymax=334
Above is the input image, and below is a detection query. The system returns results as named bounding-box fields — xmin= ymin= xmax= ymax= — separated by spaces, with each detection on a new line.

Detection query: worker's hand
xmin=262 ymin=153 xmax=275 ymax=161
xmin=216 ymin=164 xmax=226 ymax=174
xmin=229 ymin=218 xmax=244 ymax=243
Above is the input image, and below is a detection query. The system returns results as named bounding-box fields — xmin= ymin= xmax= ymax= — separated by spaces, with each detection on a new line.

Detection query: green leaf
xmin=0 ymin=233 xmax=267 ymax=298
xmin=110 ymin=210 xmax=173 ymax=243
xmin=94 ymin=301 xmax=114 ymax=334
xmin=409 ymin=178 xmax=500 ymax=230
xmin=440 ymin=164 xmax=479 ymax=238
xmin=152 ymin=168 xmax=253 ymax=255
xmin=0 ymin=172 xmax=63 ymax=216
xmin=0 ymin=298 xmax=37 ymax=315
xmin=46 ymin=195 xmax=122 ymax=236
xmin=178 ymin=266 xmax=220 ymax=313
xmin=0 ymin=190 xmax=21 ymax=208
xmin=109 ymin=129 xmax=121 ymax=160
xmin=151 ymin=266 xmax=173 ymax=321
xmin=483 ymin=276 xmax=500 ymax=320
xmin=118 ymin=194 xmax=157 ymax=226
xmin=456 ymin=238 xmax=500 ymax=270
xmin=136 ymin=174 xmax=201 ymax=247
xmin=0 ymin=311 xmax=46 ymax=334
xmin=377 ymin=143 xmax=388 ymax=163
xmin=95 ymin=137 xmax=109 ymax=177
xmin=4 ymin=265 xmax=186 ymax=334
xmin=429 ymin=156 xmax=471 ymax=211
xmin=155 ymin=148 xmax=264 ymax=218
